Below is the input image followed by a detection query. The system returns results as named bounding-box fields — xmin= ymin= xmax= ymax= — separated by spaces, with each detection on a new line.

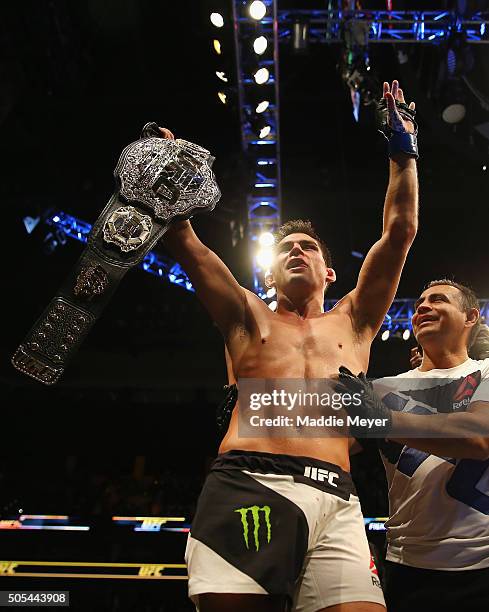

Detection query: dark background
xmin=1 ymin=1 xmax=489 ymax=608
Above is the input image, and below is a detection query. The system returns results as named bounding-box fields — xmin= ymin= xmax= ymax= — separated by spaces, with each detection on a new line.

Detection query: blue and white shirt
xmin=374 ymin=358 xmax=489 ymax=570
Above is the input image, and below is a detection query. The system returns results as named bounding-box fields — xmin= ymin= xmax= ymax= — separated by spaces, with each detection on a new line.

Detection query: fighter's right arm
xmin=162 ymin=220 xmax=247 ymax=337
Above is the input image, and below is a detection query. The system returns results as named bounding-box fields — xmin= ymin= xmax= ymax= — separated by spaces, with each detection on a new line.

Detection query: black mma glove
xmin=353 ymin=437 xmax=404 ymax=463
xmin=216 ymin=383 xmax=238 ymax=432
xmin=377 ymin=438 xmax=404 ymax=463
xmin=336 ymin=366 xmax=393 ymax=437
xmin=377 ymin=98 xmax=418 ymax=159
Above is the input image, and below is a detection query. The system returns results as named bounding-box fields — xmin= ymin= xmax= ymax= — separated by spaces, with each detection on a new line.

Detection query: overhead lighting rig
xmin=228 ymin=5 xmax=489 ymax=299
xmin=232 ymin=0 xmax=282 ymax=298
xmin=30 ymin=211 xmax=489 ymax=330
xmin=42 ymin=211 xmax=193 ymax=293
xmin=276 ymin=9 xmax=489 ymax=44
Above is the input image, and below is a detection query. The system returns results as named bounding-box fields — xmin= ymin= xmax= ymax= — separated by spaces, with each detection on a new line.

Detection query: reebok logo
xmin=234 ymin=505 xmax=272 ymax=551
xmin=304 ymin=466 xmax=339 ymax=487
xmin=453 ymin=373 xmax=480 ymax=404
xmin=453 ymin=397 xmax=470 ymax=410
xmin=369 ymin=555 xmax=381 ymax=588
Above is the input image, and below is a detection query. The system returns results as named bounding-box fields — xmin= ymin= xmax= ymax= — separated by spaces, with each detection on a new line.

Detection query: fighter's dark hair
xmin=424 ymin=279 xmax=484 ymax=353
xmin=273 ymin=220 xmax=333 ymax=268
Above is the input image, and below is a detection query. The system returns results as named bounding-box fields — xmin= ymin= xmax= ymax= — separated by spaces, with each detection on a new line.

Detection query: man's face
xmin=270 ymin=233 xmax=328 ymax=293
xmin=411 ymin=285 xmax=468 ymax=344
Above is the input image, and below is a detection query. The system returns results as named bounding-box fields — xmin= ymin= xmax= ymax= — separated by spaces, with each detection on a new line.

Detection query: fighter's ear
xmin=325 ymin=267 xmax=336 ymax=285
xmin=265 ymin=270 xmax=275 ymax=289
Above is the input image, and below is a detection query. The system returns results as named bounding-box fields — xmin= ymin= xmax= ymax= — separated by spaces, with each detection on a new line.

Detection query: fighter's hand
xmin=158 ymin=127 xmax=175 ymax=140
xmin=383 ymin=80 xmax=416 ymax=134
xmin=410 ymin=346 xmax=422 ymax=369
xmin=335 ymin=366 xmax=393 ymax=437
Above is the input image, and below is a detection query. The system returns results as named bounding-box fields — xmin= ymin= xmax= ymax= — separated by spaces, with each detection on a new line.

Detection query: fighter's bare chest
xmin=257 ymin=316 xmax=350 ymax=357
xmin=232 ymin=309 xmax=364 ymax=378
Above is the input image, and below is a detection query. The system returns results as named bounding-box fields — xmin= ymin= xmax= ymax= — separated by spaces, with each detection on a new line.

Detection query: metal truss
xmin=277 ymin=10 xmax=489 ymax=44
xmin=326 ymin=298 xmax=489 ymax=333
xmin=40 ymin=212 xmax=489 ymax=333
xmin=232 ymin=0 xmax=282 ymax=297
xmin=34 ymin=4 xmax=489 ymax=326
xmin=230 ymin=7 xmax=487 ymax=297
xmin=44 ymin=211 xmax=194 ymax=293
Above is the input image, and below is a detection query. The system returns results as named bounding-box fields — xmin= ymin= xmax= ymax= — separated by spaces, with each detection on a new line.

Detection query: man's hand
xmin=336 ymin=366 xmax=393 ymax=437
xmin=158 ymin=127 xmax=175 ymax=140
xmin=377 ymin=79 xmax=418 ymax=160
xmin=383 ymin=80 xmax=416 ymax=134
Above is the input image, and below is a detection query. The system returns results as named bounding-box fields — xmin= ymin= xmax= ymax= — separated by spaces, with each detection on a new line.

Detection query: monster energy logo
xmin=234 ymin=505 xmax=271 ymax=551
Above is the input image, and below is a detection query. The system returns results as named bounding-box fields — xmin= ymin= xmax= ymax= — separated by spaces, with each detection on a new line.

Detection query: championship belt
xmin=12 ymin=122 xmax=221 ymax=385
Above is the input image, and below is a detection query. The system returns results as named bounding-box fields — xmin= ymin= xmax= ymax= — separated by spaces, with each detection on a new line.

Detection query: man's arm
xmin=162 ymin=220 xmax=247 ymax=339
xmin=338 ymin=369 xmax=489 ymax=460
xmin=389 ymin=401 xmax=489 ymax=460
xmin=350 ymin=81 xmax=418 ymax=336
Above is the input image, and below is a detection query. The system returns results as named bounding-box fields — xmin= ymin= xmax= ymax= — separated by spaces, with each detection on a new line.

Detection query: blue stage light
xmin=43 ymin=211 xmax=194 ymax=292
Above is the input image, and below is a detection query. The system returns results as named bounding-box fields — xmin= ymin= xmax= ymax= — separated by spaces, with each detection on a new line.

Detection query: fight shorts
xmin=185 ymin=450 xmax=385 ymax=611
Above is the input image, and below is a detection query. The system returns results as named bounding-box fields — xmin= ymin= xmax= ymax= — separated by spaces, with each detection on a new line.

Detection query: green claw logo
xmin=234 ymin=505 xmax=271 ymax=551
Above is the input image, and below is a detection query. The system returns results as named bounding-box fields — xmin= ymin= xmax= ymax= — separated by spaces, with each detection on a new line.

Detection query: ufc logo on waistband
xmin=304 ymin=466 xmax=339 ymax=487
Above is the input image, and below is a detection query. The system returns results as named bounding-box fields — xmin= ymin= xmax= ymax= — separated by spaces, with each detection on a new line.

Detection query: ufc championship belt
xmin=12 ymin=122 xmax=221 ymax=385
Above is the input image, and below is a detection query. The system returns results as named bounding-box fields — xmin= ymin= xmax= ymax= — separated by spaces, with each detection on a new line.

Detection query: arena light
xmin=256 ymin=100 xmax=269 ymax=113
xmin=254 ymin=67 xmax=270 ymax=85
xmin=23 ymin=215 xmax=40 ymax=234
xmin=216 ymin=71 xmax=228 ymax=82
xmin=246 ymin=112 xmax=272 ymax=140
xmin=442 ymin=103 xmax=466 ymax=124
xmin=258 ymin=231 xmax=274 ymax=247
xmin=232 ymin=0 xmax=281 ymax=297
xmin=256 ymin=248 xmax=274 ymax=269
xmin=381 ymin=330 xmax=390 ymax=341
xmin=253 ymin=36 xmax=268 ymax=55
xmin=217 ymin=92 xmax=227 ymax=104
xmin=249 ymin=1 xmax=266 ymax=20
xmin=439 ymin=30 xmax=472 ymax=125
xmin=402 ymin=329 xmax=411 ymax=341
xmin=213 ymin=39 xmax=222 ymax=54
xmin=292 ymin=19 xmax=309 ymax=53
xmin=210 ymin=13 xmax=224 ymax=28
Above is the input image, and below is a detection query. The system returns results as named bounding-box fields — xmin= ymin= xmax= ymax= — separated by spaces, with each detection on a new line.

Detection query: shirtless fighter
xmin=162 ymin=81 xmax=418 ymax=612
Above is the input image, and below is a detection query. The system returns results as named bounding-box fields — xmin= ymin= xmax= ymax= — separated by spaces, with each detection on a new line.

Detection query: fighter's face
xmin=411 ymin=285 xmax=468 ymax=344
xmin=271 ymin=233 xmax=328 ymax=293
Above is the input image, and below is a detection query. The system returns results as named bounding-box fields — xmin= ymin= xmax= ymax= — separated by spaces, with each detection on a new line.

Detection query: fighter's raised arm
xmin=162 ymin=219 xmax=247 ymax=339
xmin=349 ymin=80 xmax=418 ymax=336
xmin=157 ymin=127 xmax=249 ymax=340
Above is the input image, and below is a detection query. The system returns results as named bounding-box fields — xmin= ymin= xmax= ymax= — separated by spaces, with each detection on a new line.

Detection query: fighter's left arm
xmin=349 ymin=81 xmax=418 ymax=336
